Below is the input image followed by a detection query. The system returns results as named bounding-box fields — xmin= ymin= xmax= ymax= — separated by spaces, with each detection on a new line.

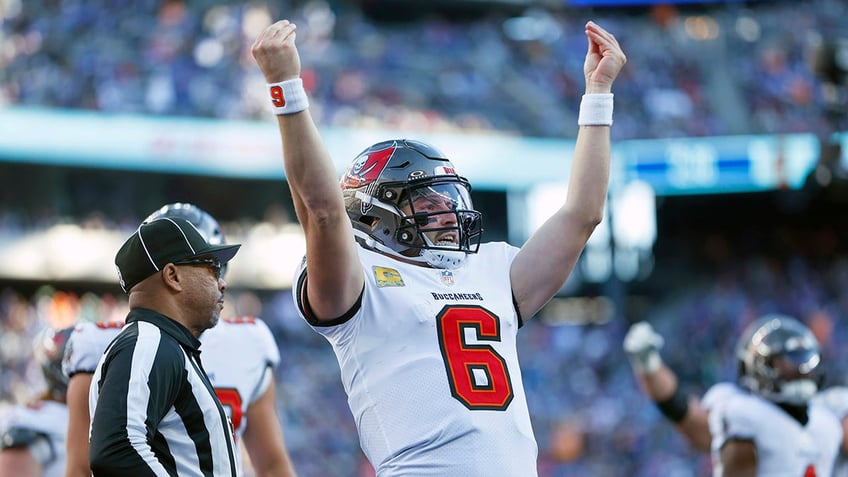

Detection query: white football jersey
xmin=294 ymin=242 xmax=538 ymax=477
xmin=0 ymin=400 xmax=68 ymax=477
xmin=64 ymin=317 xmax=280 ymax=441
xmin=813 ymin=386 xmax=848 ymax=477
xmin=198 ymin=316 xmax=281 ymax=437
xmin=704 ymin=382 xmax=842 ymax=477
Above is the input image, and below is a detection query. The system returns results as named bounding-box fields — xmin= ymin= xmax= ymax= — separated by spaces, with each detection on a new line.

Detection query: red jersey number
xmin=214 ymin=387 xmax=243 ymax=440
xmin=437 ymin=305 xmax=514 ymax=410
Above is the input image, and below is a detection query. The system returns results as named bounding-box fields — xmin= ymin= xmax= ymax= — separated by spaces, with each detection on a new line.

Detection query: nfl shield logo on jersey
xmin=440 ymin=270 xmax=454 ymax=286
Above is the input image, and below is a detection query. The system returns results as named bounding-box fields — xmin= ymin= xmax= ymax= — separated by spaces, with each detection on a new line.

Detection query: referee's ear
xmin=160 ymin=263 xmax=187 ymax=293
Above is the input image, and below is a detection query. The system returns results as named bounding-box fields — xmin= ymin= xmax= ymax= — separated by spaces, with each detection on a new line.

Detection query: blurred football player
xmin=0 ymin=325 xmax=73 ymax=477
xmin=624 ymin=315 xmax=847 ymax=476
xmin=62 ymin=203 xmax=297 ymax=477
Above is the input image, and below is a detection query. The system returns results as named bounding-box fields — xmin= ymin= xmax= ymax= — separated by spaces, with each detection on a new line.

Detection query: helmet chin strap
xmin=353 ymin=229 xmax=466 ymax=269
xmin=420 ymin=249 xmax=466 ymax=269
xmin=419 ymin=233 xmax=466 ymax=269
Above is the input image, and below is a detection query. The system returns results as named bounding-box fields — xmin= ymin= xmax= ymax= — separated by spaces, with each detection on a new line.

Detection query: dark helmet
xmin=736 ymin=314 xmax=823 ymax=405
xmin=340 ymin=139 xmax=483 ymax=269
xmin=33 ymin=325 xmax=74 ymax=402
xmin=144 ymin=203 xmax=229 ymax=278
xmin=144 ymin=203 xmax=225 ymax=245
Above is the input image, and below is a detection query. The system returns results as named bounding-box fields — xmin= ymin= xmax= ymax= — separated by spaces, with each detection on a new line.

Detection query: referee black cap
xmin=115 ymin=217 xmax=240 ymax=293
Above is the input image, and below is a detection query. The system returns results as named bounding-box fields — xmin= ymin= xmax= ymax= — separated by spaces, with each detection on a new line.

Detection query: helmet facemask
xmin=394 ymin=180 xmax=482 ymax=269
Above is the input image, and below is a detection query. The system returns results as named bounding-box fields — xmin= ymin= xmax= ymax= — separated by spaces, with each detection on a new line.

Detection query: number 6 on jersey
xmin=437 ymin=305 xmax=514 ymax=410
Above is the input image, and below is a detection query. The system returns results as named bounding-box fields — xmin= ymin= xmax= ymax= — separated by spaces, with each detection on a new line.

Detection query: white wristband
xmin=577 ymin=93 xmax=614 ymax=126
xmin=267 ymin=78 xmax=309 ymax=115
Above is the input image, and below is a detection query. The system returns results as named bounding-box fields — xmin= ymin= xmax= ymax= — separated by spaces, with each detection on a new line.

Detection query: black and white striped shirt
xmin=88 ymin=308 xmax=238 ymax=477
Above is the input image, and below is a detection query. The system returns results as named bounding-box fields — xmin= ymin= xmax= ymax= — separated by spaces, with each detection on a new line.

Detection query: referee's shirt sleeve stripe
xmin=90 ymin=323 xmax=168 ymax=476
xmin=130 ymin=322 xmax=178 ymax=475
xmin=177 ymin=359 xmax=227 ymax=476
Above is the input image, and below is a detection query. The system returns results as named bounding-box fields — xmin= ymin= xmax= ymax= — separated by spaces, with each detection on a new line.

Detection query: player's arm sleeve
xmin=820 ymin=387 xmax=848 ymax=418
xmin=707 ymin=395 xmax=756 ymax=452
xmin=255 ymin=318 xmax=281 ymax=368
xmin=702 ymin=383 xmax=739 ymax=412
xmin=62 ymin=324 xmax=120 ymax=378
xmin=293 ymin=259 xmax=365 ymax=328
xmin=89 ymin=336 xmax=181 ymax=476
xmin=250 ymin=319 xmax=281 ymax=405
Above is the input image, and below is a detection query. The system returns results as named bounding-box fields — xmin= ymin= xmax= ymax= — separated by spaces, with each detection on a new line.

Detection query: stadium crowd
xmin=0 ymin=0 xmax=845 ymax=140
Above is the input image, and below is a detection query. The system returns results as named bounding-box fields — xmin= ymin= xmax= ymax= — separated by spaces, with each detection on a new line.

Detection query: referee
xmin=89 ymin=217 xmax=241 ymax=477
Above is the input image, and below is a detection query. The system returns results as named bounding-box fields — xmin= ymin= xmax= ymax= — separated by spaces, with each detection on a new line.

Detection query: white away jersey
xmin=198 ymin=316 xmax=281 ymax=438
xmin=0 ymin=401 xmax=68 ymax=477
xmin=64 ymin=317 xmax=280 ymax=441
xmin=293 ymin=242 xmax=538 ymax=477
xmin=704 ymin=382 xmax=842 ymax=477
xmin=813 ymin=386 xmax=848 ymax=477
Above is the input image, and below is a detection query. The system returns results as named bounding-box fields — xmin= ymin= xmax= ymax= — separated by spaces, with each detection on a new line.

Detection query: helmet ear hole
xmin=360 ymin=216 xmax=379 ymax=227
xmin=397 ymin=228 xmax=415 ymax=245
xmin=382 ymin=189 xmax=399 ymax=202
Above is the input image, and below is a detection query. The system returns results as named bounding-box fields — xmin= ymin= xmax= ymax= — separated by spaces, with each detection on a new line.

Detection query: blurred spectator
xmin=1 ymin=0 xmax=845 ymax=140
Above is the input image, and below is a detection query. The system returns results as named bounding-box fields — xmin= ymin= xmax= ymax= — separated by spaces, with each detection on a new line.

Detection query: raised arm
xmin=511 ymin=21 xmax=626 ymax=320
xmin=623 ymin=322 xmax=712 ymax=453
xmin=251 ymin=20 xmax=363 ymax=321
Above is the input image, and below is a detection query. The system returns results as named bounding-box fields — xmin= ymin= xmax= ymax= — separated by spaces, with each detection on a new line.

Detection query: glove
xmin=623 ymin=321 xmax=665 ymax=373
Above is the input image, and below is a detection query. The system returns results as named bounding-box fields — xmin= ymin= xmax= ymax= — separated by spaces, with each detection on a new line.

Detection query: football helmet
xmin=144 ymin=202 xmax=229 ymax=276
xmin=736 ymin=314 xmax=823 ymax=405
xmin=340 ymin=139 xmax=483 ymax=269
xmin=33 ymin=325 xmax=74 ymax=402
xmin=144 ymin=202 xmax=226 ymax=245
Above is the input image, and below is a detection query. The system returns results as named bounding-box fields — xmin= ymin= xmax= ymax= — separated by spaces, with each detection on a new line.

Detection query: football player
xmin=0 ymin=326 xmax=73 ymax=477
xmin=624 ymin=315 xmax=847 ymax=476
xmin=251 ymin=18 xmax=626 ymax=476
xmin=62 ymin=203 xmax=297 ymax=477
